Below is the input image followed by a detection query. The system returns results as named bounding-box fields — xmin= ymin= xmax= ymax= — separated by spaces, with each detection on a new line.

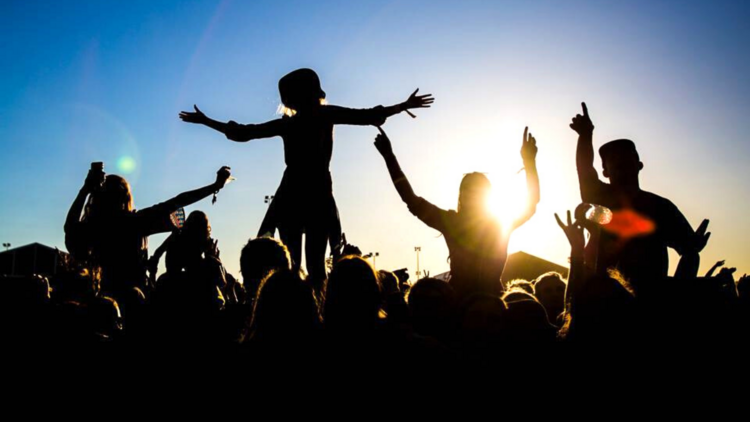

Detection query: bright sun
xmin=487 ymin=170 xmax=529 ymax=228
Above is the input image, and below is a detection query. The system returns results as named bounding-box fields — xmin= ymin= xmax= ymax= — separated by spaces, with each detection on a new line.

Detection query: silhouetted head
xmin=506 ymin=279 xmax=535 ymax=296
xmin=737 ymin=276 xmax=749 ymax=301
xmin=240 ymin=237 xmax=292 ymax=300
xmin=324 ymin=256 xmax=382 ymax=332
xmin=503 ymin=298 xmax=556 ymax=342
xmin=533 ymin=272 xmax=566 ymax=324
xmin=87 ymin=175 xmax=133 ymax=219
xmin=408 ymin=277 xmax=457 ymax=339
xmin=183 ymin=211 xmax=211 ymax=241
xmin=599 ymin=139 xmax=643 ymax=184
xmin=457 ymin=172 xmax=492 ymax=215
xmin=458 ymin=294 xmax=508 ymax=337
xmin=278 ymin=68 xmax=326 ymax=113
xmin=248 ymin=269 xmax=321 ymax=343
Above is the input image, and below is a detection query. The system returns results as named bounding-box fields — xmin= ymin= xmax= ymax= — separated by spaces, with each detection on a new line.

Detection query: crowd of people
xmin=3 ymin=69 xmax=747 ymax=358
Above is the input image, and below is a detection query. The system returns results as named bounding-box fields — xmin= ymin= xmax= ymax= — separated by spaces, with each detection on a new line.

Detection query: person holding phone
xmin=65 ymin=163 xmax=232 ymax=299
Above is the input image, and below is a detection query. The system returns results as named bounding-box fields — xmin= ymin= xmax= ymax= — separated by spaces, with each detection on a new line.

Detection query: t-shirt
xmin=407 ymin=197 xmax=508 ymax=298
xmin=579 ymin=175 xmax=694 ymax=289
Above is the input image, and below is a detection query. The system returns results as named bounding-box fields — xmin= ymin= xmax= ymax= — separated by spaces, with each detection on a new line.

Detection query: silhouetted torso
xmin=408 ymin=197 xmax=507 ymax=298
xmin=88 ymin=204 xmax=175 ymax=294
xmin=581 ymin=179 xmax=694 ymax=290
xmin=225 ymin=105 xmax=386 ymax=231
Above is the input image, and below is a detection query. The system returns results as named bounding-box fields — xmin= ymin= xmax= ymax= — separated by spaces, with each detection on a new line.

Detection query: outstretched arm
xmin=512 ymin=127 xmax=540 ymax=229
xmin=374 ymin=127 xmax=418 ymax=207
xmin=328 ymin=89 xmax=434 ymax=126
xmin=570 ymin=102 xmax=602 ymax=201
xmin=160 ymin=166 xmax=233 ymax=212
xmin=382 ymin=88 xmax=434 ymax=119
xmin=179 ymin=105 xmax=284 ymax=142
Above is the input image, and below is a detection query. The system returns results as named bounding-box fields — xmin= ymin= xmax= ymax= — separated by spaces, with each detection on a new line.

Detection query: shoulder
xmin=639 ymin=190 xmax=681 ymax=212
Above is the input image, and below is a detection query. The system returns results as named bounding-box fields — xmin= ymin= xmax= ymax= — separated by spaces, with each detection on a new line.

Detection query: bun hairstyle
xmin=278 ymin=68 xmax=326 ymax=112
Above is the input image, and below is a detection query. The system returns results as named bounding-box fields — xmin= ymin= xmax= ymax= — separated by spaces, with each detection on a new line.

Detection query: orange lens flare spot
xmin=601 ymin=209 xmax=656 ymax=239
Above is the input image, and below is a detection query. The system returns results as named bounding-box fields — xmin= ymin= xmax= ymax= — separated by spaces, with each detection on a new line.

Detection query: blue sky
xmin=1 ymin=0 xmax=749 ymax=278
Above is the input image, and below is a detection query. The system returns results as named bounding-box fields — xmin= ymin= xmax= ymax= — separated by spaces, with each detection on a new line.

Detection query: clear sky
xmin=1 ymin=0 xmax=748 ymax=279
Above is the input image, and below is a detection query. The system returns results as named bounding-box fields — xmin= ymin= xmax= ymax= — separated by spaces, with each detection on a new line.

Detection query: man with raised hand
xmin=569 ymin=102 xmax=709 ymax=292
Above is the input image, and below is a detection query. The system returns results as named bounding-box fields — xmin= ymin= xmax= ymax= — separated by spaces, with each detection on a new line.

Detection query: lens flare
xmin=117 ymin=156 xmax=137 ymax=174
xmin=487 ymin=171 xmax=529 ymax=228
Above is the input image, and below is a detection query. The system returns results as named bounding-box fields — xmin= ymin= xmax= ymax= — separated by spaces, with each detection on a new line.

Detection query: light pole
xmin=264 ymin=195 xmax=274 ymax=204
xmin=414 ymin=246 xmax=421 ymax=278
xmin=363 ymin=252 xmax=380 ymax=270
xmin=2 ymin=243 xmax=10 ymax=252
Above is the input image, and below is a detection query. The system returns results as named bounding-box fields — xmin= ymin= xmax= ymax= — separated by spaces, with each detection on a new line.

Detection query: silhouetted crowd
xmin=3 ymin=69 xmax=747 ymax=360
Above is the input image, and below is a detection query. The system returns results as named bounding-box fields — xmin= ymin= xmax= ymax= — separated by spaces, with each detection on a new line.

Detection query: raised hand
xmin=555 ymin=210 xmax=585 ymax=254
xmin=374 ymin=126 xmax=394 ymax=157
xmin=402 ymin=88 xmax=434 ymax=117
xmin=688 ymin=219 xmax=711 ymax=253
xmin=83 ymin=168 xmax=105 ymax=193
xmin=521 ymin=126 xmax=538 ymax=162
xmin=705 ymin=259 xmax=725 ymax=278
xmin=214 ymin=166 xmax=232 ymax=189
xmin=570 ymin=102 xmax=594 ymax=137
xmin=206 ymin=238 xmax=220 ymax=259
xmin=179 ymin=105 xmax=207 ymax=124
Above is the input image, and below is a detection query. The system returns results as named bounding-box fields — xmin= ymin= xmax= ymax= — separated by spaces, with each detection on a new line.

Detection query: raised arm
xmin=179 ymin=105 xmax=284 ymax=142
xmin=65 ymin=168 xmax=102 ymax=233
xmin=512 ymin=127 xmax=540 ymax=229
xmin=555 ymin=211 xmax=586 ymax=314
xmin=674 ymin=218 xmax=710 ymax=279
xmin=569 ymin=102 xmax=602 ymax=201
xmin=374 ymin=127 xmax=418 ymax=207
xmin=160 ymin=166 xmax=233 ymax=212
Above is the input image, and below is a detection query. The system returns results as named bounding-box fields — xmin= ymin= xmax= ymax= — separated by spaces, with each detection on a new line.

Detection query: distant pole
xmin=2 ymin=243 xmax=9 ymax=252
xmin=414 ymin=246 xmax=421 ymax=278
xmin=264 ymin=195 xmax=274 ymax=205
xmin=373 ymin=252 xmax=379 ymax=270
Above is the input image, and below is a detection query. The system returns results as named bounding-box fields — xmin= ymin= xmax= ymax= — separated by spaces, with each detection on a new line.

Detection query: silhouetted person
xmin=239 ymin=236 xmax=292 ymax=302
xmin=150 ymin=210 xmax=217 ymax=276
xmin=533 ymin=272 xmax=566 ymax=327
xmin=408 ymin=277 xmax=458 ymax=342
xmin=179 ymin=68 xmax=433 ymax=286
xmin=374 ymin=126 xmax=539 ymax=299
xmin=65 ymin=164 xmax=232 ymax=300
xmin=324 ymin=255 xmax=382 ymax=336
xmin=245 ymin=269 xmax=321 ymax=348
xmin=570 ymin=102 xmax=708 ymax=292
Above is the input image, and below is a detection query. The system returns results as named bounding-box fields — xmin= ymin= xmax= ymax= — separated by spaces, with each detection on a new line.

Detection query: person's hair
xmin=85 ymin=175 xmax=134 ymax=221
xmin=278 ymin=68 xmax=326 ymax=114
xmin=408 ymin=277 xmax=457 ymax=338
xmin=324 ymin=256 xmax=382 ymax=331
xmin=534 ymin=272 xmax=566 ymax=289
xmin=506 ymin=279 xmax=535 ymax=296
xmin=533 ymin=272 xmax=566 ymax=325
xmin=457 ymin=172 xmax=492 ymax=214
xmin=240 ymin=237 xmax=292 ymax=300
xmin=183 ymin=210 xmax=211 ymax=241
xmin=247 ymin=269 xmax=320 ymax=343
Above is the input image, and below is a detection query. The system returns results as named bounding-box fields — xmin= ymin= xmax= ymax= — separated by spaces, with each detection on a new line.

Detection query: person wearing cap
xmin=179 ymin=68 xmax=434 ymax=286
xmin=569 ymin=103 xmax=709 ymax=293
